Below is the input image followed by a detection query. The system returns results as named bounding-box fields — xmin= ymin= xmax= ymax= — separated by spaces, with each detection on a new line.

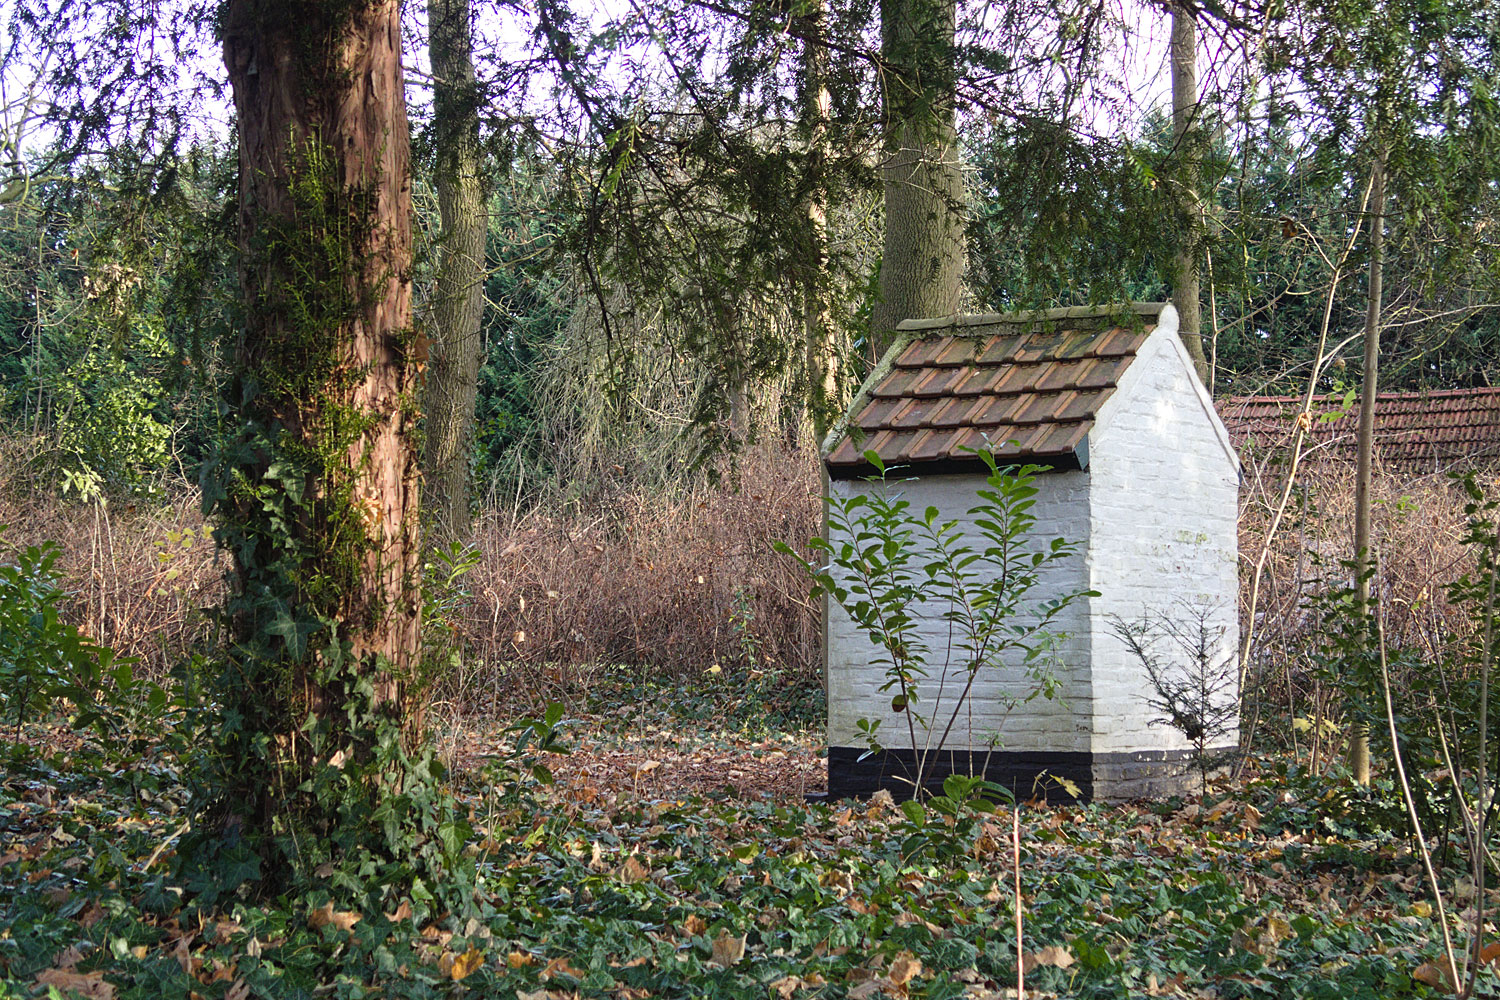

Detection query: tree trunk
xmin=800 ymin=0 xmax=839 ymax=443
xmin=868 ymin=0 xmax=965 ymax=359
xmin=1350 ymin=152 xmax=1385 ymax=787
xmin=217 ymin=0 xmax=421 ymax=849
xmin=422 ymin=0 xmax=487 ymax=541
xmin=1170 ymin=1 xmax=1210 ymax=383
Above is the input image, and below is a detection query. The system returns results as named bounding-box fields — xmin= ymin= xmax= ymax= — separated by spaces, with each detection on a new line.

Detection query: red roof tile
xmin=1219 ymin=388 xmax=1500 ymax=472
xmin=826 ymin=305 xmax=1165 ymax=475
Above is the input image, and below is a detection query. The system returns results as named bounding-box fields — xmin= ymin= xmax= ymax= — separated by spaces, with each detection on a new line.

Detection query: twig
xmin=1376 ymin=568 xmax=1462 ymax=989
xmin=1014 ymin=807 xmax=1024 ymax=1000
xmin=140 ymin=821 xmax=191 ymax=873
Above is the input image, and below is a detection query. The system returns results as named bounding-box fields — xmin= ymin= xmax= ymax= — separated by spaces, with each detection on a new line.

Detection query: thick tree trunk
xmin=218 ymin=0 xmax=421 ymax=839
xmin=422 ymin=0 xmax=487 ymax=540
xmin=800 ymin=0 xmax=839 ymax=443
xmin=1170 ymin=2 xmax=1210 ymax=383
xmin=868 ymin=0 xmax=965 ymax=359
xmin=1351 ymin=153 xmax=1385 ymax=787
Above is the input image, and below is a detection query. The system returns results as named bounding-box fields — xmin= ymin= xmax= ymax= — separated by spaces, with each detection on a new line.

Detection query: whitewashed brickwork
xmin=1085 ymin=324 xmax=1241 ymax=755
xmin=825 ymin=316 xmax=1240 ymax=768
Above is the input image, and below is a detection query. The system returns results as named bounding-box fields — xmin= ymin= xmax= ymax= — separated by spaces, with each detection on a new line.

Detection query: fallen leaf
xmin=1205 ymin=799 xmax=1236 ymax=823
xmin=617 ymin=855 xmax=650 ymax=884
xmin=819 ymin=870 xmax=854 ymax=895
xmin=769 ymin=975 xmax=807 ymax=999
xmin=169 ymin=935 xmax=201 ymax=976
xmin=973 ymin=821 xmax=1004 ymax=857
xmin=847 ymin=981 xmax=881 ymax=1000
xmin=226 ymin=979 xmax=250 ymax=1000
xmin=1146 ymin=971 xmax=1190 ymax=996
xmin=1413 ymin=960 xmax=1457 ymax=993
xmin=308 ymin=902 xmax=361 ymax=934
xmin=888 ymin=952 xmax=923 ymax=986
xmin=449 ymin=947 xmax=485 ymax=981
xmin=35 ymin=969 xmax=114 ymax=1000
xmin=508 ymin=950 xmax=537 ymax=968
xmin=682 ymin=913 xmax=708 ymax=936
xmin=78 ymin=902 xmax=105 ymax=928
xmin=1480 ymin=941 xmax=1500 ymax=966
xmin=385 ymin=899 xmax=412 ymax=923
xmin=540 ymin=956 xmax=587 ymax=980
xmin=517 ymin=990 xmax=549 ymax=1000
xmin=711 ymin=930 xmax=747 ymax=967
xmin=1022 ymin=945 xmax=1075 ymax=973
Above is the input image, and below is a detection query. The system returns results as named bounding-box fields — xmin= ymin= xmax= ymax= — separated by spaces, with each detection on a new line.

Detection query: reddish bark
xmin=221 ymin=0 xmax=421 ymax=727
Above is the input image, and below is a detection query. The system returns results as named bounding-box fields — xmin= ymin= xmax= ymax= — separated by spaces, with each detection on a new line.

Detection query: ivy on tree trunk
xmin=203 ymin=0 xmax=426 ymax=880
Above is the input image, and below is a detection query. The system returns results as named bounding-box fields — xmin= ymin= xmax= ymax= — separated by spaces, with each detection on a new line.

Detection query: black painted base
xmin=827 ymin=745 xmax=1225 ymax=803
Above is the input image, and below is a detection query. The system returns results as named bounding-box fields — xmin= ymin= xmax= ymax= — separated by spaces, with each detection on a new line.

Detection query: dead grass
xmin=0 ymin=436 xmax=224 ymax=679
xmin=1237 ymin=452 xmax=1493 ymax=761
xmin=2 ymin=435 xmax=824 ymax=704
xmin=448 ymin=442 xmax=823 ymax=710
xmin=14 ymin=414 xmax=1492 ymax=733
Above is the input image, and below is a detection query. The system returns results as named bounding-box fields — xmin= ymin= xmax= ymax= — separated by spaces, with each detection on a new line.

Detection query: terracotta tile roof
xmin=1219 ymin=388 xmax=1500 ymax=471
xmin=826 ymin=305 xmax=1164 ymax=476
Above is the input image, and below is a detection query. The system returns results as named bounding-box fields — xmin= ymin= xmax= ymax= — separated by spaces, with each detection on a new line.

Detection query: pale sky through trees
xmin=2 ymin=0 xmax=1211 ymax=180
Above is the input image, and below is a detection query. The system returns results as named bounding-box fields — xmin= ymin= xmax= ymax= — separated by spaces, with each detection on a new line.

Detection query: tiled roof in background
xmin=1219 ymin=388 xmax=1500 ymax=472
xmin=826 ymin=308 xmax=1159 ymax=475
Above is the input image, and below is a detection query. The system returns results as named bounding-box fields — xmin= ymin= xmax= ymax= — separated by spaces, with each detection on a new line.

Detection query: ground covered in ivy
xmin=1 ymin=673 xmax=1492 ymax=999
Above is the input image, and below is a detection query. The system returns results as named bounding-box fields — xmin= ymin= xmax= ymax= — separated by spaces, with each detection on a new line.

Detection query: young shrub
xmin=0 ymin=531 xmax=180 ymax=786
xmin=1111 ymin=602 xmax=1241 ymax=790
xmin=779 ymin=447 xmax=1091 ymax=801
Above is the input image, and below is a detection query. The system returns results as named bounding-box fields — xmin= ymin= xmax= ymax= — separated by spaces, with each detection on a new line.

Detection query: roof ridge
xmin=1222 ymin=386 xmax=1500 ymax=406
xmin=896 ymin=302 xmax=1169 ymax=333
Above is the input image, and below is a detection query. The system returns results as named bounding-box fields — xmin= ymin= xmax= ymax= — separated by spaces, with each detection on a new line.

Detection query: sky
xmin=0 ymin=0 xmax=1246 ymax=186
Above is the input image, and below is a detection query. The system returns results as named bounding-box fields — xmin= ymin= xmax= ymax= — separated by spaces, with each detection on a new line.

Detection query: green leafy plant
xmin=421 ymin=539 xmax=480 ymax=684
xmin=0 ymin=532 xmax=166 ymax=743
xmin=894 ymin=773 xmax=1011 ymax=861
xmin=778 ymin=447 xmax=1091 ymax=801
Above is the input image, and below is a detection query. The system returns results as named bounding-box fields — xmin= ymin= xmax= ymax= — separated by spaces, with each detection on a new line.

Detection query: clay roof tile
xmin=827 ymin=305 xmax=1166 ymax=474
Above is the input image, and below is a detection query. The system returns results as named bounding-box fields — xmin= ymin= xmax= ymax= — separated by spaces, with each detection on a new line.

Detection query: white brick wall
xmin=825 ymin=470 xmax=1095 ymax=754
xmin=1085 ymin=325 xmax=1240 ymax=755
xmin=824 ymin=316 xmax=1240 ymax=762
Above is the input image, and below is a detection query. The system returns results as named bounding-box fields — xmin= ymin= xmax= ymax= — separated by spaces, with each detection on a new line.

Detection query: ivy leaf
xmin=266 ymin=611 xmax=319 ymax=660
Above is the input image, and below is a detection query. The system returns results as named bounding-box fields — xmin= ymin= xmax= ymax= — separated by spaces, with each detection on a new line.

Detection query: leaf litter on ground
xmin=4 ymin=677 xmax=1500 ymax=1000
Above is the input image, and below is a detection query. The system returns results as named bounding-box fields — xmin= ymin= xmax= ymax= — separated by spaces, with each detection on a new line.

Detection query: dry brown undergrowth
xmin=1238 ymin=451 xmax=1494 ymax=753
xmin=446 ymin=442 xmax=822 ymax=710
xmin=1 ymin=438 xmax=822 ymax=704
xmin=9 ymin=424 xmax=1492 ymax=723
xmin=0 ymin=436 xmax=223 ymax=679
